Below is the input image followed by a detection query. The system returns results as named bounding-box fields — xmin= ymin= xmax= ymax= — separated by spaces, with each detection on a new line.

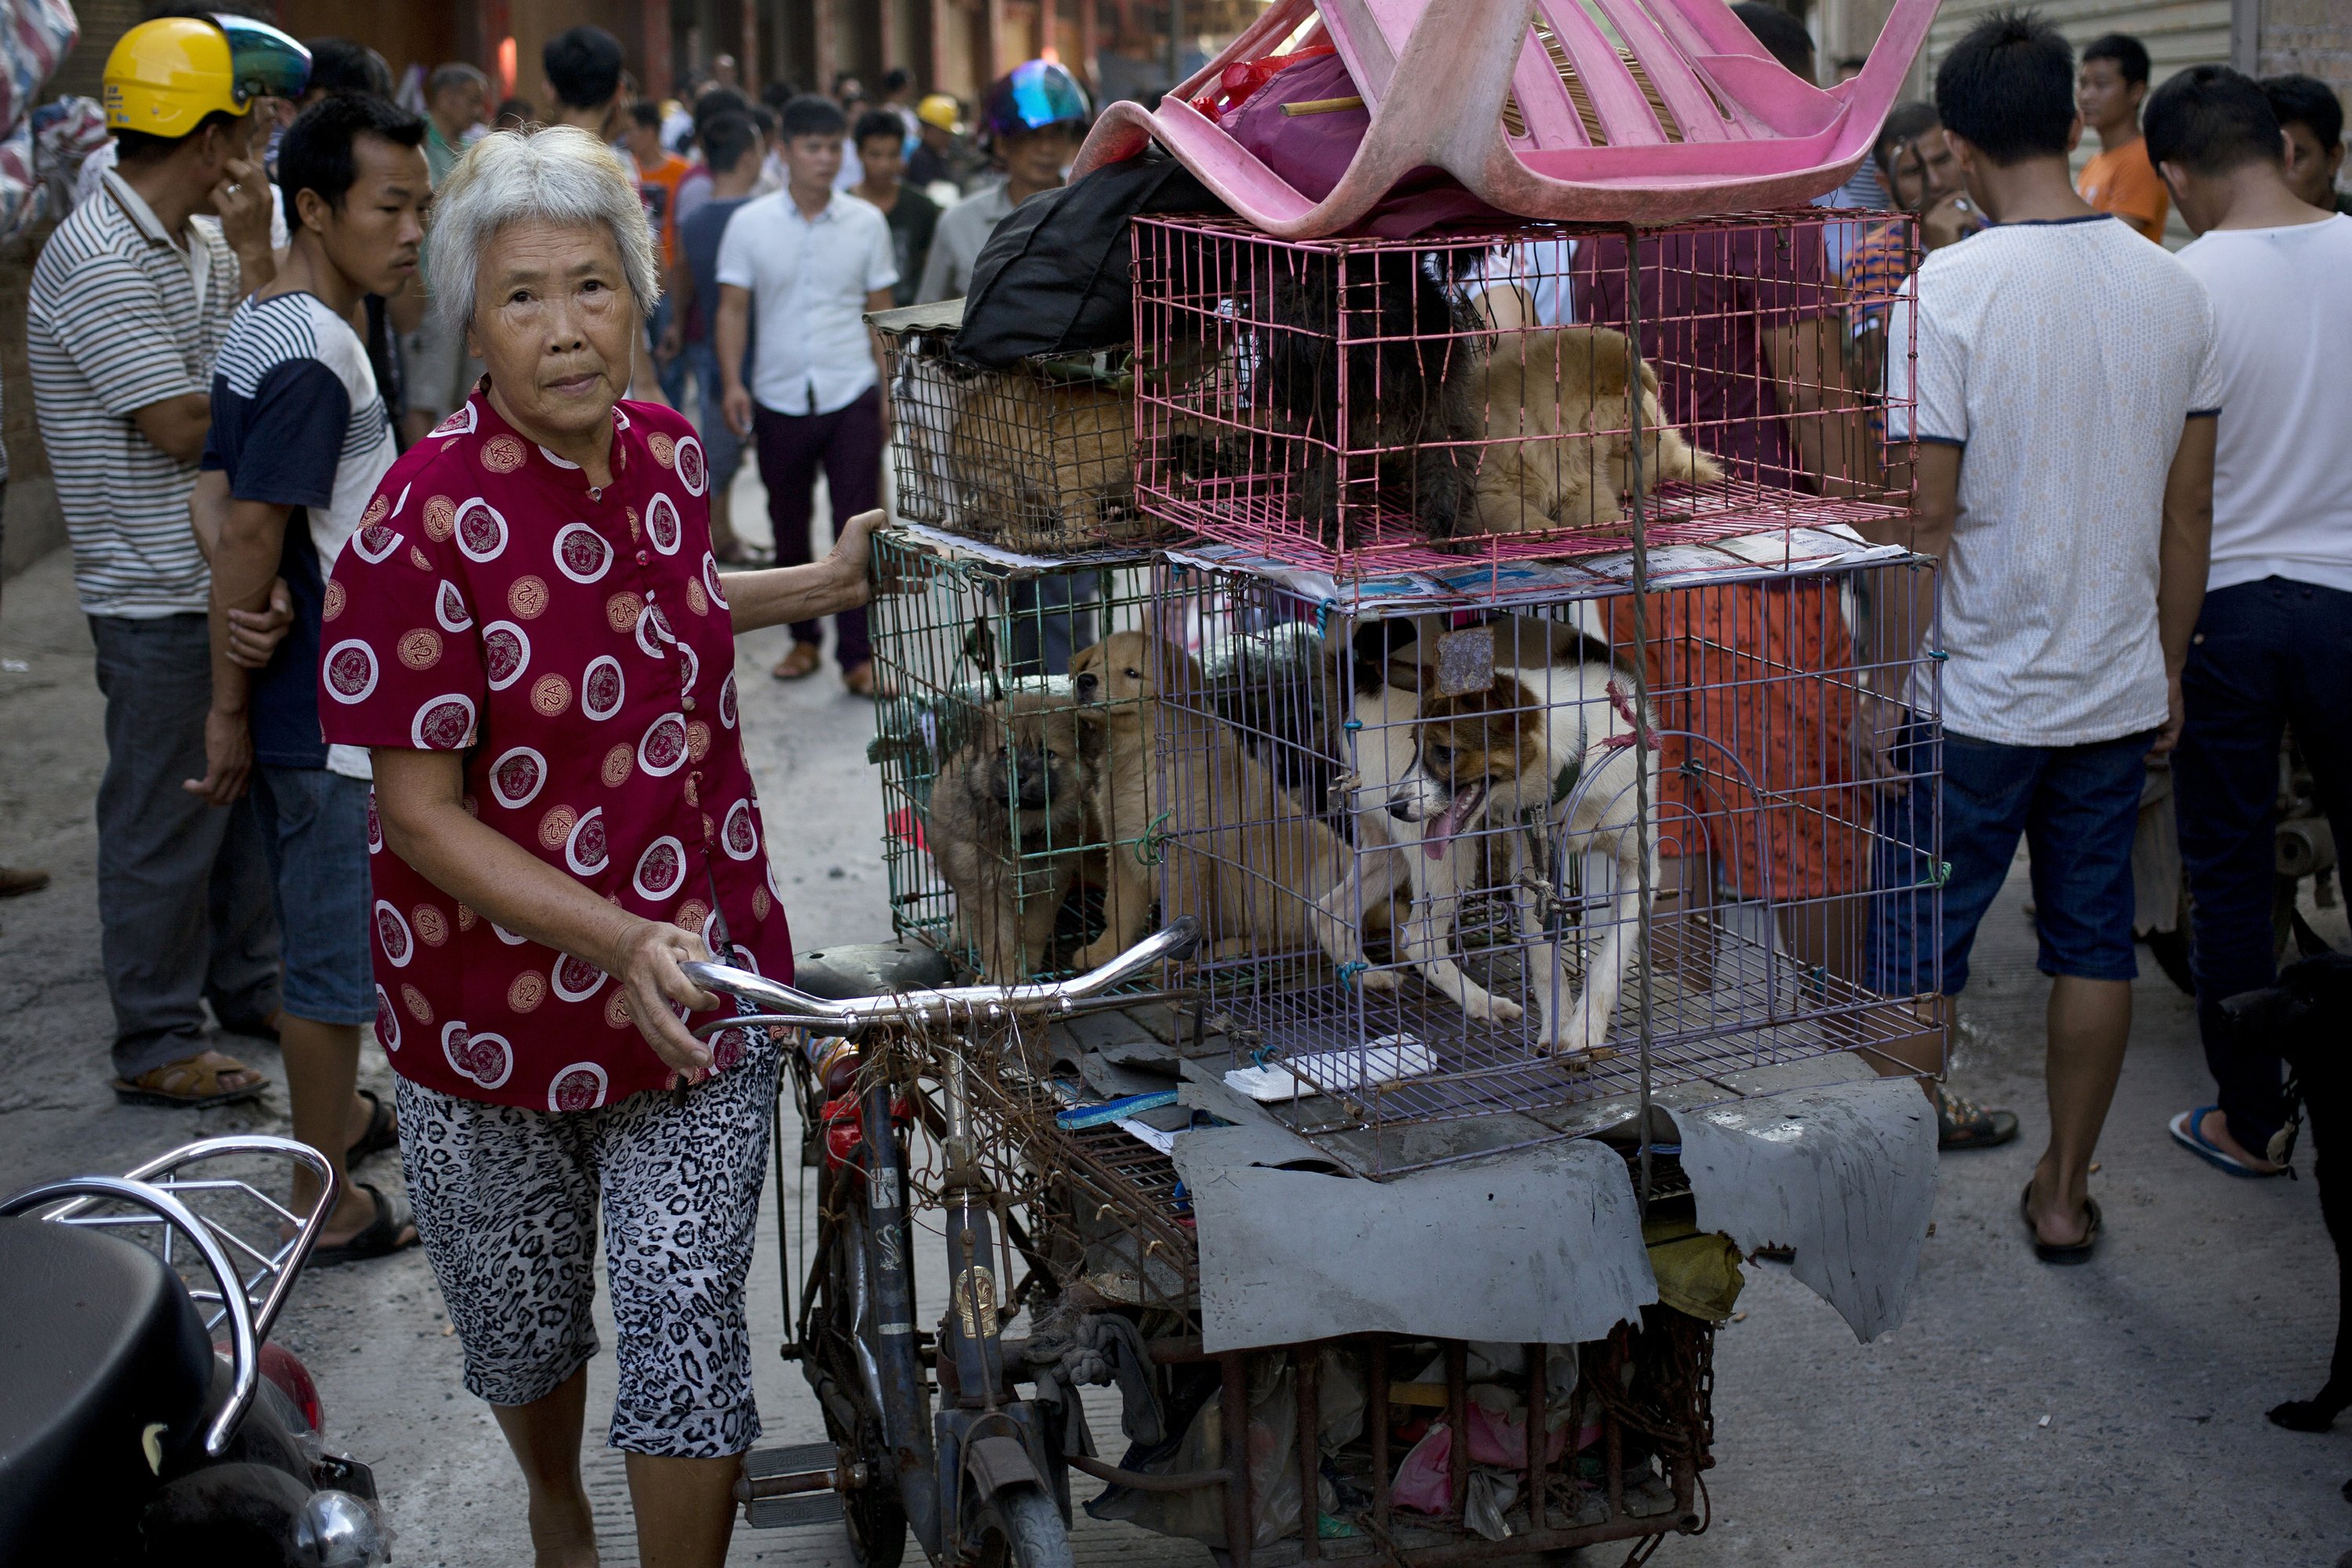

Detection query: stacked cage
xmin=865 ymin=201 xmax=1939 ymax=1561
xmin=865 ymin=530 xmax=1173 ymax=982
xmin=1118 ymin=211 xmax=1944 ymax=1171
xmin=876 ymin=299 xmax=1175 ymax=555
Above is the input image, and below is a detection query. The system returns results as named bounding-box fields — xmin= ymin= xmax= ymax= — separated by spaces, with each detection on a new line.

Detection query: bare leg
xmin=625 ymin=1452 xmax=741 ymax=1568
xmin=491 ymin=1367 xmax=600 ymax=1568
xmin=2026 ymin=976 xmax=2131 ymax=1247
xmin=281 ymin=1014 xmax=405 ymax=1245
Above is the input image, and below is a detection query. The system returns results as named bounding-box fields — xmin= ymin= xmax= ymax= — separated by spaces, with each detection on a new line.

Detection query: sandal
xmin=2020 ymin=1181 xmax=2100 ymax=1265
xmin=0 ymin=866 xmax=50 ymax=898
xmin=113 ymin=1049 xmax=270 ymax=1109
xmin=771 ymin=641 xmax=822 ymax=681
xmin=843 ymin=662 xmax=880 ymax=699
xmin=2167 ymin=1105 xmax=2284 ymax=1178
xmin=308 ymin=1181 xmax=419 ymax=1267
xmin=1936 ymin=1085 xmax=2019 ymax=1151
xmin=347 ymin=1088 xmax=399 ymax=1163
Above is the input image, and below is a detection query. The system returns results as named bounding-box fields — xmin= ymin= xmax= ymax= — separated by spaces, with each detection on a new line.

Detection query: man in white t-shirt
xmin=2140 ymin=67 xmax=2352 ymax=1179
xmin=1874 ymin=13 xmax=2221 ymax=1262
xmin=714 ymin=94 xmax=896 ymax=695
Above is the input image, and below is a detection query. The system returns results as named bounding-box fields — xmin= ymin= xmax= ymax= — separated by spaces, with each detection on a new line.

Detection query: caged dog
xmin=924 ymin=690 xmax=1102 ymax=983
xmin=1256 ymin=247 xmax=1483 ymax=547
xmin=946 ymin=362 xmax=1138 ymax=546
xmin=1462 ymin=325 xmax=1724 ymax=538
xmin=1371 ymin=628 xmax=1662 ymax=1059
xmin=2221 ymin=949 xmax=2352 ymax=1487
xmin=1069 ymin=630 xmax=1353 ymax=969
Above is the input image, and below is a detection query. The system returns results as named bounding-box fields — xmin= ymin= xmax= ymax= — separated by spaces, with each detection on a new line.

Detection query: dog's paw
xmin=2268 ymin=1396 xmax=2343 ymax=1434
xmin=1461 ymin=990 xmax=1523 ymax=1023
xmin=1071 ymin=940 xmax=1121 ymax=972
xmin=1356 ymin=968 xmax=1400 ymax=992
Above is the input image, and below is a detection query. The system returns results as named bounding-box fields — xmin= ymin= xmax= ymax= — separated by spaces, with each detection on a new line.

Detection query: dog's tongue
xmin=1423 ymin=782 xmax=1486 ymax=860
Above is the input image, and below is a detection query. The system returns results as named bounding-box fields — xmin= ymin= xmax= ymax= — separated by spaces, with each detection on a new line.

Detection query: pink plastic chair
xmin=1074 ymin=0 xmax=1937 ymax=234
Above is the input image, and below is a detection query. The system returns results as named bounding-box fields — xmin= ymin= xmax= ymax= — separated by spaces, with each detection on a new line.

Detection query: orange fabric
xmin=1602 ymin=582 xmax=1867 ymax=904
xmin=2077 ymin=138 xmax=2169 ymax=242
xmin=636 ymin=151 xmax=694 ymax=269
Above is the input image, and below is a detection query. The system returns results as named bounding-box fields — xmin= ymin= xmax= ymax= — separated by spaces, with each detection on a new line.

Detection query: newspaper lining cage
xmin=1129 ymin=538 xmax=1941 ymax=1174
xmin=867 ymin=525 xmax=1174 ymax=982
xmin=1129 ymin=209 xmax=1919 ymax=578
xmin=873 ymin=299 xmax=1175 ymax=555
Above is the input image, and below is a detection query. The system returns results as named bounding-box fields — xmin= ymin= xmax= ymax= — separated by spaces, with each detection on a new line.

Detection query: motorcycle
xmin=0 ymin=1134 xmax=388 ymax=1566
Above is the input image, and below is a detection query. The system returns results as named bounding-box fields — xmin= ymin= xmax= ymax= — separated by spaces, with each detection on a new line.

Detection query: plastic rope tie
xmin=1138 ymin=810 xmax=1171 ymax=867
xmin=1336 ymin=960 xmax=1368 ymax=987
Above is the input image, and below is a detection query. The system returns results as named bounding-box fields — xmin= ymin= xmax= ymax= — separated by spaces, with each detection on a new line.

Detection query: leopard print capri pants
xmin=394 ymin=1044 xmax=779 ymax=1457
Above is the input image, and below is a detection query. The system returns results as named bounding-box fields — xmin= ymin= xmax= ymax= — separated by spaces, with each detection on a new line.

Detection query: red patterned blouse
xmin=319 ymin=388 xmax=791 ymax=1110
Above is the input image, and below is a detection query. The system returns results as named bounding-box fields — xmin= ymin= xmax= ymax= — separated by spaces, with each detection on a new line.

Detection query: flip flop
xmin=2020 ymin=1181 xmax=2100 ymax=1265
xmin=2168 ymin=1105 xmax=2285 ymax=1178
xmin=308 ymin=1181 xmax=419 ymax=1268
xmin=347 ymin=1088 xmax=398 ymax=1163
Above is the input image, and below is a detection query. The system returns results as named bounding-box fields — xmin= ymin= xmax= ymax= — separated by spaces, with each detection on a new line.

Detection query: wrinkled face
xmin=1071 ymin=631 xmax=1192 ymax=706
xmin=470 ymin=219 xmax=638 ymax=445
xmin=1388 ymin=679 xmax=1539 ymax=858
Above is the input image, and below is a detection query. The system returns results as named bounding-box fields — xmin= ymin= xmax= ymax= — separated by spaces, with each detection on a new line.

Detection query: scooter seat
xmin=0 ymin=1215 xmax=216 ymax=1556
xmin=792 ymin=941 xmax=957 ymax=1001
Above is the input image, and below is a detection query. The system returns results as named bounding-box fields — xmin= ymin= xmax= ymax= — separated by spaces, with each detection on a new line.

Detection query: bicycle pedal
xmin=739 ymin=1442 xmax=850 ymax=1530
xmin=746 ymin=1492 xmax=845 ymax=1529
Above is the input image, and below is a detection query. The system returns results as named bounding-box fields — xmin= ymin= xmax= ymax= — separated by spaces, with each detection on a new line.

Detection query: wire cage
xmin=1120 ymin=539 xmax=1941 ymax=1174
xmin=879 ymin=1011 xmax=1719 ymax=1559
xmin=873 ymin=299 xmax=1174 ymax=555
xmin=867 ymin=526 xmax=1183 ymax=982
xmin=1129 ymin=208 xmax=1921 ymax=579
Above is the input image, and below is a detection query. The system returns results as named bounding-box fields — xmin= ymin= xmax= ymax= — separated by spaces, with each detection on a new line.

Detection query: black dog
xmin=1256 ymin=246 xmax=1479 ymax=547
xmin=2223 ymin=949 xmax=2350 ymax=1497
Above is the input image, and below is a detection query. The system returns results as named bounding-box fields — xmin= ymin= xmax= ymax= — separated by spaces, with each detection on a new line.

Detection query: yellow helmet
xmin=103 ymin=14 xmax=311 ymax=137
xmin=916 ymin=93 xmax=965 ymax=135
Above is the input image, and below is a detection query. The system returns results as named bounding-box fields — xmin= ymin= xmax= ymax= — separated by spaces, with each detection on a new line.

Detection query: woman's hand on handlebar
xmin=617 ymin=920 xmax=723 ymax=1082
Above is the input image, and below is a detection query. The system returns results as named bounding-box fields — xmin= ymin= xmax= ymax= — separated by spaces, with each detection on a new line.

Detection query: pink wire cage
xmin=1074 ymin=0 xmax=1938 ymax=234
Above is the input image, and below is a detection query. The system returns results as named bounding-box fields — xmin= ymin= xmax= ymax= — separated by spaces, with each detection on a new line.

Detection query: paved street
xmin=1 ymin=468 xmax=2345 ymax=1566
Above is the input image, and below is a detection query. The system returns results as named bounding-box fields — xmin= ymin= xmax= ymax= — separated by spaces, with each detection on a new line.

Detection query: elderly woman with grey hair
xmin=318 ymin=125 xmax=881 ymax=1566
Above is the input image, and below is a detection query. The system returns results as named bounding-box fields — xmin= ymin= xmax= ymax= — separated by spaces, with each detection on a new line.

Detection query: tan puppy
xmin=1464 ymin=325 xmax=1723 ymax=536
xmin=924 ymin=691 xmax=1101 ymax=982
xmin=1071 ymin=630 xmax=1351 ymax=968
xmin=948 ymin=371 xmax=1134 ymax=543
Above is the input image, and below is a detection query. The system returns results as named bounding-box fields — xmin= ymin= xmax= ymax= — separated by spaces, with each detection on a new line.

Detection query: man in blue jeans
xmin=2146 ymin=67 xmax=2352 ymax=1177
xmin=1874 ymin=13 xmax=2220 ymax=1261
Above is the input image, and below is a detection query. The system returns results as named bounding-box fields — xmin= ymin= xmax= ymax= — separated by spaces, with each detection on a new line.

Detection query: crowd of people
xmin=0 ymin=5 xmax=2344 ymax=1562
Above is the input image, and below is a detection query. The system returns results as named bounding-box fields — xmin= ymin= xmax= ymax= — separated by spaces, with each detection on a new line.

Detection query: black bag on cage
xmin=953 ymin=149 xmax=1223 ymax=370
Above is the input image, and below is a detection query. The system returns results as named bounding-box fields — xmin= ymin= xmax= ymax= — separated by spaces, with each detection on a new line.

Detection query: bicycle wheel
xmin=806 ymin=1173 xmax=909 ymax=1568
xmin=969 ymin=1484 xmax=1076 ymax=1568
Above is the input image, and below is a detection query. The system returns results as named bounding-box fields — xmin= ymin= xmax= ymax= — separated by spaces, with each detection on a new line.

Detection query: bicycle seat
xmin=792 ymin=942 xmax=957 ymax=1002
xmin=0 ymin=1216 xmax=215 ymax=1554
xmin=1074 ymin=0 xmax=1934 ymax=233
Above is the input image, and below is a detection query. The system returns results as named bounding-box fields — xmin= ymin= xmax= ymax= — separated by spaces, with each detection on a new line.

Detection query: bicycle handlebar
xmin=680 ymin=917 xmax=1200 ymax=1043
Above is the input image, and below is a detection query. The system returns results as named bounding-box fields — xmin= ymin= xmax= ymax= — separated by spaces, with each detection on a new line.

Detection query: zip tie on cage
xmin=1137 ymin=809 xmax=1172 ymax=867
xmin=1342 ymin=717 xmax=1363 ymax=731
xmin=1929 ymin=648 xmax=1949 ymax=661
xmin=1915 ymin=859 xmax=1952 ymax=889
xmin=1336 ymin=960 xmax=1368 ymax=988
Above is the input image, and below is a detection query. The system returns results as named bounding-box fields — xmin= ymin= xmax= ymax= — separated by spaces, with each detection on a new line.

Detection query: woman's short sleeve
xmin=318 ymin=484 xmax=488 ymax=752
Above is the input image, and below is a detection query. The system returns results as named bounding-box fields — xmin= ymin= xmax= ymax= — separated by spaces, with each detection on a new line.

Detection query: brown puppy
xmin=924 ymin=691 xmax=1101 ymax=982
xmin=1071 ymin=630 xmax=1351 ymax=968
xmin=1464 ymin=325 xmax=1723 ymax=536
xmin=948 ymin=370 xmax=1135 ymax=544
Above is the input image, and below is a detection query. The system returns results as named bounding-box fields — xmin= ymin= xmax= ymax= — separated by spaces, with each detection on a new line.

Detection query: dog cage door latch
xmin=1434 ymin=626 xmax=1495 ymax=698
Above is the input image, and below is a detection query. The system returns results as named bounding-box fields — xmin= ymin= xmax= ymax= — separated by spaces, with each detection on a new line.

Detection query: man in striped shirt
xmin=26 ymin=17 xmax=290 ymax=1108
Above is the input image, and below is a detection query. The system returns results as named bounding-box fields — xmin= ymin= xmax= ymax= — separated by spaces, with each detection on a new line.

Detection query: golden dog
xmin=1463 ymin=325 xmax=1723 ymax=536
xmin=1070 ymin=630 xmax=1352 ymax=968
